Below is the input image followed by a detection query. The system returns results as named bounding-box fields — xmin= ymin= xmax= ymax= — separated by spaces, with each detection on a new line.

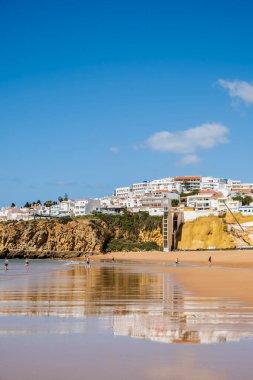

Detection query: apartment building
xmin=114 ymin=178 xmax=181 ymax=198
xmin=148 ymin=177 xmax=175 ymax=192
xmin=0 ymin=207 xmax=34 ymax=221
xmin=138 ymin=192 xmax=179 ymax=216
xmin=60 ymin=200 xmax=75 ymax=214
xmin=122 ymin=196 xmax=141 ymax=211
xmin=132 ymin=181 xmax=149 ymax=196
xmin=226 ymin=179 xmax=242 ymax=193
xmin=36 ymin=204 xmax=62 ymax=217
xmin=215 ymin=198 xmax=241 ymax=213
xmin=239 ymin=205 xmax=253 ymax=214
xmin=187 ymin=191 xmax=215 ymax=210
xmin=187 ymin=191 xmax=241 ymax=213
xmin=200 ymin=177 xmax=227 ymax=192
xmin=115 ymin=187 xmax=132 ymax=199
xmin=100 ymin=196 xmax=124 ymax=208
xmin=231 ymin=188 xmax=252 ymax=196
xmin=73 ymin=199 xmax=101 ymax=216
xmin=174 ymin=176 xmax=202 ymax=192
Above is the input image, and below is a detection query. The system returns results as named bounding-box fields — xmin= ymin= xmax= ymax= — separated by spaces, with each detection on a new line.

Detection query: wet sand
xmin=1 ymin=259 xmax=253 ymax=379
xmin=3 ymin=328 xmax=253 ymax=380
xmin=92 ymin=250 xmax=253 ymax=306
xmin=92 ymin=250 xmax=253 ymax=267
xmin=167 ymin=266 xmax=253 ymax=306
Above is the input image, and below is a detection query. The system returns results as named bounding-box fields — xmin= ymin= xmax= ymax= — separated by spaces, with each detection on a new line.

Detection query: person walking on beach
xmin=175 ymin=258 xmax=179 ymax=265
xmin=4 ymin=257 xmax=8 ymax=271
xmin=208 ymin=256 xmax=212 ymax=265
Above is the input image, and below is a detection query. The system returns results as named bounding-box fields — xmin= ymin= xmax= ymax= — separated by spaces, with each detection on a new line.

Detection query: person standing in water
xmin=25 ymin=257 xmax=29 ymax=271
xmin=4 ymin=257 xmax=8 ymax=271
xmin=86 ymin=256 xmax=91 ymax=267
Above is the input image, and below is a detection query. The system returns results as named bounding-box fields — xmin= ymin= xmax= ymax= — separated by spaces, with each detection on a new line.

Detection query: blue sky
xmin=1 ymin=0 xmax=253 ymax=205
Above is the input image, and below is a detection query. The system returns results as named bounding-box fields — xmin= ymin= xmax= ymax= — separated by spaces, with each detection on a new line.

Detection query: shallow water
xmin=1 ymin=260 xmax=253 ymax=379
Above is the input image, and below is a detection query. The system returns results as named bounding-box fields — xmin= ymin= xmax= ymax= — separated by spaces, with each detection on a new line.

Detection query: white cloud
xmin=146 ymin=123 xmax=229 ymax=154
xmin=110 ymin=146 xmax=119 ymax=154
xmin=179 ymin=154 xmax=200 ymax=166
xmin=217 ymin=79 xmax=253 ymax=105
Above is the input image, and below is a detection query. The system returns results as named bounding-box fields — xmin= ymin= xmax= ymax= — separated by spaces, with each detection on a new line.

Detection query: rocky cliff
xmin=0 ymin=214 xmax=163 ymax=258
xmin=3 ymin=213 xmax=250 ymax=257
xmin=0 ymin=219 xmax=110 ymax=258
xmin=176 ymin=215 xmax=253 ymax=250
xmin=177 ymin=216 xmax=236 ymax=250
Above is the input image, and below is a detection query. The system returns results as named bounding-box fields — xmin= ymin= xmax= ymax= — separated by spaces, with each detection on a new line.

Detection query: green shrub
xmin=91 ymin=211 xmax=162 ymax=237
xmin=105 ymin=238 xmax=162 ymax=252
xmin=57 ymin=216 xmax=73 ymax=224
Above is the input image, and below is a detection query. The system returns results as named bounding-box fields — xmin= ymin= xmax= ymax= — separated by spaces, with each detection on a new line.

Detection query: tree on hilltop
xmin=243 ymin=195 xmax=253 ymax=206
xmin=44 ymin=200 xmax=57 ymax=207
xmin=233 ymin=195 xmax=253 ymax=206
xmin=172 ymin=199 xmax=179 ymax=207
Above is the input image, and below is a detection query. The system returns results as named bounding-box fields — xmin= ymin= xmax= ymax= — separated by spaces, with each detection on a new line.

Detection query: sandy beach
xmin=92 ymin=250 xmax=253 ymax=307
xmin=1 ymin=255 xmax=253 ymax=379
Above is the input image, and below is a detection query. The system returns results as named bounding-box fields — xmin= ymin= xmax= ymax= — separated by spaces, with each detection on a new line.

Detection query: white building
xmin=132 ymin=181 xmax=150 ymax=196
xmin=33 ymin=199 xmax=101 ymax=218
xmin=230 ymin=188 xmax=253 ymax=197
xmin=174 ymin=176 xmax=202 ymax=193
xmin=100 ymin=196 xmax=124 ymax=208
xmin=0 ymin=207 xmax=34 ymax=221
xmin=0 ymin=209 xmax=7 ymax=221
xmin=114 ymin=178 xmax=182 ymax=198
xmin=115 ymin=187 xmax=132 ymax=199
xmin=139 ymin=192 xmax=179 ymax=216
xmin=73 ymin=199 xmax=101 ymax=216
xmin=238 ymin=205 xmax=253 ymax=214
xmin=212 ymin=198 xmax=241 ymax=213
xmin=122 ymin=196 xmax=141 ymax=211
xmin=148 ymin=177 xmax=175 ymax=192
xmin=187 ymin=191 xmax=241 ymax=212
xmin=200 ymin=177 xmax=227 ymax=192
xmin=187 ymin=191 xmax=214 ymax=211
xmin=226 ymin=179 xmax=242 ymax=192
xmin=36 ymin=206 xmax=50 ymax=217
xmin=35 ymin=204 xmax=60 ymax=217
xmin=59 ymin=200 xmax=75 ymax=214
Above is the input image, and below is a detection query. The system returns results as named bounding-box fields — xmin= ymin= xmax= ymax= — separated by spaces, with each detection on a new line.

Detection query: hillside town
xmin=1 ymin=175 xmax=253 ymax=222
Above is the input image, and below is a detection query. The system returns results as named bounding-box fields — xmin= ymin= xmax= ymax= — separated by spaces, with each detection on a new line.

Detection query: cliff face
xmin=0 ymin=219 xmax=110 ymax=258
xmin=2 ymin=214 xmax=252 ymax=256
xmin=138 ymin=227 xmax=163 ymax=246
xmin=177 ymin=216 xmax=236 ymax=250
xmin=0 ymin=215 xmax=163 ymax=258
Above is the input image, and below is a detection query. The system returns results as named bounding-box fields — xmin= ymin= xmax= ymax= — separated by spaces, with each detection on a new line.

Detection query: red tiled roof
xmin=153 ymin=190 xmax=170 ymax=193
xmin=174 ymin=176 xmax=201 ymax=180
xmin=233 ymin=189 xmax=251 ymax=193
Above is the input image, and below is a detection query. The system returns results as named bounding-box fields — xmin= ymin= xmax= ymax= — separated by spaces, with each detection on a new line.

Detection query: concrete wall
xmin=184 ymin=210 xmax=219 ymax=222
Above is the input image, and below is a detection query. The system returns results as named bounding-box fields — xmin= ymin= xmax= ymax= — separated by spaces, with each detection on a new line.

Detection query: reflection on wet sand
xmin=1 ymin=262 xmax=253 ymax=344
